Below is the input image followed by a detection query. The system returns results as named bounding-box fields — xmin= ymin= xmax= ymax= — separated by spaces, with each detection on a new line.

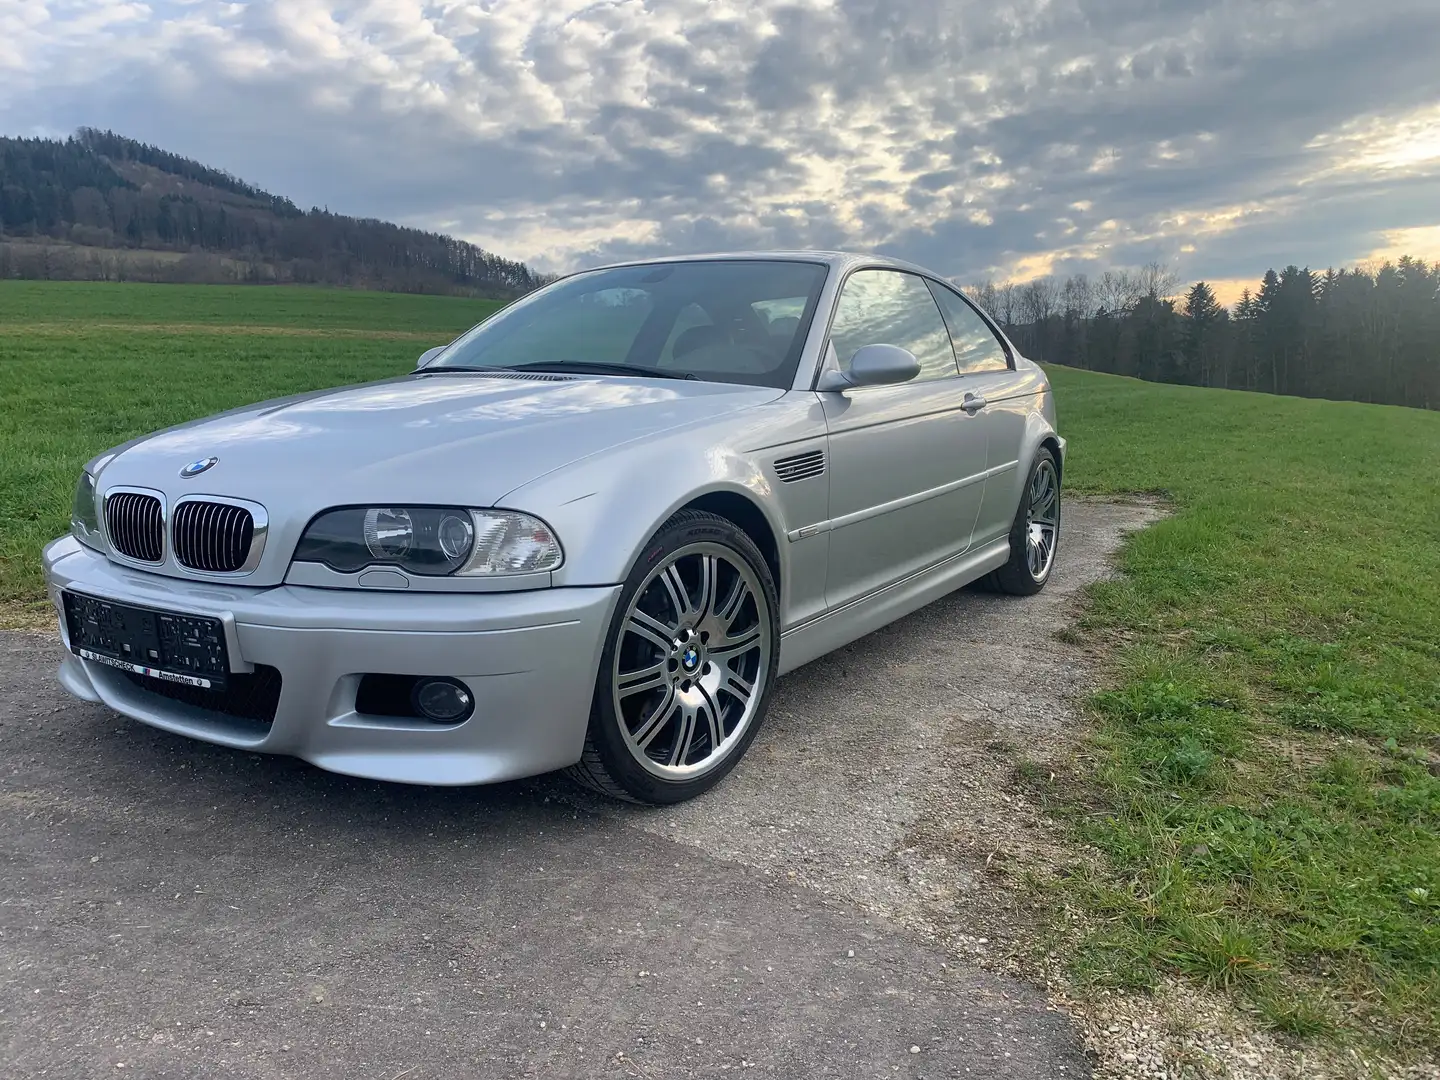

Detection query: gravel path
xmin=1 ymin=500 xmax=1161 ymax=1079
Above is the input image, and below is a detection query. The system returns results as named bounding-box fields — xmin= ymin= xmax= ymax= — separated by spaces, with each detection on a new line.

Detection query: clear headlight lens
xmin=294 ymin=507 xmax=562 ymax=577
xmin=363 ymin=507 xmax=415 ymax=560
xmin=436 ymin=513 xmax=475 ymax=560
xmin=70 ymin=471 xmax=106 ymax=552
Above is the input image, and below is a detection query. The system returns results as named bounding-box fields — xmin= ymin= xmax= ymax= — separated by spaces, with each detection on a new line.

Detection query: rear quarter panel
xmin=971 ymin=358 xmax=1059 ymax=547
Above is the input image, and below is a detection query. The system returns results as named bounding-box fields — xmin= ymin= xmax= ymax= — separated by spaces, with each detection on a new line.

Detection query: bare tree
xmin=966 ymin=278 xmax=1000 ymax=317
xmin=1136 ymin=261 xmax=1180 ymax=300
xmin=1096 ymin=269 xmax=1142 ymax=314
xmin=995 ymin=282 xmax=1020 ymax=327
xmin=1062 ymin=273 xmax=1096 ymax=319
xmin=1019 ymin=278 xmax=1059 ymax=324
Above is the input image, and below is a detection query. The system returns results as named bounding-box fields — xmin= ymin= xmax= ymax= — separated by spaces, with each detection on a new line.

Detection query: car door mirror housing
xmin=416 ymin=346 xmax=447 ymax=368
xmin=818 ymin=344 xmax=922 ymax=391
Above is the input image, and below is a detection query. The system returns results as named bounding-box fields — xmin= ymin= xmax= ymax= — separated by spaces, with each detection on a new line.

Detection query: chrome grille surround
xmin=102 ymin=488 xmax=166 ymax=563
xmin=171 ymin=496 xmax=268 ymax=575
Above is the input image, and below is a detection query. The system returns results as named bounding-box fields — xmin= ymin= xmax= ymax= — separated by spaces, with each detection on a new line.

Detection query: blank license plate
xmin=62 ymin=591 xmax=229 ymax=690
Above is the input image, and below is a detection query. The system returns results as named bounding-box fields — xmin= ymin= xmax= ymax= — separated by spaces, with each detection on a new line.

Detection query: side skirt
xmin=776 ymin=537 xmax=1011 ymax=675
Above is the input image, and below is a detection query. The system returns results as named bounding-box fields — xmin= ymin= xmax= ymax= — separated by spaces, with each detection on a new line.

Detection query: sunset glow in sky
xmin=3 ymin=0 xmax=1439 ymax=296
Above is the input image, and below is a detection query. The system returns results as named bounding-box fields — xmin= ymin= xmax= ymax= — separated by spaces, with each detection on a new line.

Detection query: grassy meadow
xmin=0 ymin=282 xmax=500 ymax=617
xmin=1 ymin=280 xmax=1437 ymax=1053
xmin=1045 ymin=366 xmax=1439 ymax=1052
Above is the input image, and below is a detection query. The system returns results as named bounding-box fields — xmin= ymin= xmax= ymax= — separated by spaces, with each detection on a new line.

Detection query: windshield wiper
xmin=412 ymin=364 xmax=509 ymax=375
xmin=505 ymin=361 xmax=698 ymax=381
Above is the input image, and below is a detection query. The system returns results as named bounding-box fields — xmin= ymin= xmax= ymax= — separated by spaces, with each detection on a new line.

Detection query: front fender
xmin=505 ymin=442 xmax=787 ymax=588
xmin=498 ymin=394 xmax=826 ymax=617
xmin=500 ymin=438 xmax=784 ymax=582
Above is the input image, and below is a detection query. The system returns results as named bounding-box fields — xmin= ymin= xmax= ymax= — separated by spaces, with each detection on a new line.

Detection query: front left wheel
xmin=566 ymin=510 xmax=780 ymax=804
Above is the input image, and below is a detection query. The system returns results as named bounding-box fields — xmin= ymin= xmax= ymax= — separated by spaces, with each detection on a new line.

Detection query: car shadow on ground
xmin=29 ymin=576 xmax=1005 ymax=829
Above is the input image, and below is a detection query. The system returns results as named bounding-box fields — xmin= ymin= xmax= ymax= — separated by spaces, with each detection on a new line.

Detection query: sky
xmin=3 ymin=0 xmax=1440 ymax=303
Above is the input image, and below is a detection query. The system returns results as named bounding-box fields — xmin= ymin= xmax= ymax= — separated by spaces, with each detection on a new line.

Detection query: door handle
xmin=962 ymin=394 xmax=987 ymax=413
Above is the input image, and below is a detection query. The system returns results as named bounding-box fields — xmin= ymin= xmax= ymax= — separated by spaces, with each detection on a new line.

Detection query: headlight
xmin=294 ymin=507 xmax=563 ymax=577
xmin=70 ymin=471 xmax=106 ymax=552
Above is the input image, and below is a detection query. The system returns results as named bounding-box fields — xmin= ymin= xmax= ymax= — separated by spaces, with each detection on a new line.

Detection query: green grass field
xmin=0 ymin=282 xmax=500 ymax=618
xmin=2 ymin=281 xmax=1437 ymax=1054
xmin=0 ymin=280 xmax=499 ymax=331
xmin=1045 ymin=367 xmax=1439 ymax=1051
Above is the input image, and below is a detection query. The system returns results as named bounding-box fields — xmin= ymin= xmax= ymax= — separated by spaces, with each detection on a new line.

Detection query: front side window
xmin=429 ymin=260 xmax=829 ymax=390
xmin=828 ymin=270 xmax=957 ymax=383
xmin=926 ymin=280 xmax=1011 ymax=373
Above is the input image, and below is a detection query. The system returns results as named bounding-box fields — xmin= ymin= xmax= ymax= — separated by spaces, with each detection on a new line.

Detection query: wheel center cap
xmin=680 ymin=646 xmax=701 ymax=672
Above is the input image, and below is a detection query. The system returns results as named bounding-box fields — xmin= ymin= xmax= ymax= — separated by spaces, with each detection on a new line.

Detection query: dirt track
xmin=0 ymin=500 xmax=1160 ymax=1079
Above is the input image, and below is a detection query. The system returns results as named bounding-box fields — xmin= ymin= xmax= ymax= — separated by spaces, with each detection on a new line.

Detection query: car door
xmin=925 ymin=280 xmax=1034 ymax=547
xmin=819 ymin=269 xmax=991 ymax=612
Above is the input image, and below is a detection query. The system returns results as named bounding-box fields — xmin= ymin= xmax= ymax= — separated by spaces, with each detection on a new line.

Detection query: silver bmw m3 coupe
xmin=44 ymin=252 xmax=1064 ymax=803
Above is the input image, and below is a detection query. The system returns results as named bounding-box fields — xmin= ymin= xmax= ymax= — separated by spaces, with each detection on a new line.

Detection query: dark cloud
xmin=2 ymin=0 xmax=1438 ymax=289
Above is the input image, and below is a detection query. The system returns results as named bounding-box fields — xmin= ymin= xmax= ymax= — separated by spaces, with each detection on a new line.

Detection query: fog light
xmin=411 ymin=678 xmax=473 ymax=724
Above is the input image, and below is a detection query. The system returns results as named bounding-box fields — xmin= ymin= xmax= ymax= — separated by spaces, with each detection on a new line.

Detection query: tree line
xmin=968 ymin=258 xmax=1439 ymax=410
xmin=4 ymin=129 xmax=1434 ymax=405
xmin=0 ymin=130 xmax=546 ymax=297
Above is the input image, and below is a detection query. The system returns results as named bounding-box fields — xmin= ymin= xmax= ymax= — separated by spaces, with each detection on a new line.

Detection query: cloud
xmin=1363 ymin=225 xmax=1440 ymax=266
xmin=2 ymin=0 xmax=1439 ymax=294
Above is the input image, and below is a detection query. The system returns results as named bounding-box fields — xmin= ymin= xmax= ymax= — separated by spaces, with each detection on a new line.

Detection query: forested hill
xmin=0 ymin=129 xmax=545 ymax=297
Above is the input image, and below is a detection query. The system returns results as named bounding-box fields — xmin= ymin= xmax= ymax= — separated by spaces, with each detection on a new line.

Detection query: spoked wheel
xmin=1024 ymin=456 xmax=1060 ymax=580
xmin=615 ymin=540 xmax=770 ymax=776
xmin=568 ymin=511 xmax=779 ymax=803
xmin=991 ymin=447 xmax=1061 ymax=596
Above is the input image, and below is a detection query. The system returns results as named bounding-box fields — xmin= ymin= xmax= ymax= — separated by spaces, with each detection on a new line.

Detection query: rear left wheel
xmin=990 ymin=447 xmax=1061 ymax=596
xmin=567 ymin=511 xmax=779 ymax=804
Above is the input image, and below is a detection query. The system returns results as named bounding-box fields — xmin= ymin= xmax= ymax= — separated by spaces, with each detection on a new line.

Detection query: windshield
xmin=427 ymin=259 xmax=829 ymax=389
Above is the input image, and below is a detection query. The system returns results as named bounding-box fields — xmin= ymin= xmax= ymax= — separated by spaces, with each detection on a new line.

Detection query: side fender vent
xmin=773 ymin=448 xmax=826 ymax=483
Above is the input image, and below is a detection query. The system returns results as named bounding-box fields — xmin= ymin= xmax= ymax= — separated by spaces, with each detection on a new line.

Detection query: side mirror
xmin=416 ymin=346 xmax=447 ymax=368
xmin=816 ymin=343 xmax=921 ymax=391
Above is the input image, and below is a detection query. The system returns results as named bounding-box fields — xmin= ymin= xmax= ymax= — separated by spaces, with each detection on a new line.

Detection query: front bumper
xmin=42 ymin=536 xmax=620 ymax=786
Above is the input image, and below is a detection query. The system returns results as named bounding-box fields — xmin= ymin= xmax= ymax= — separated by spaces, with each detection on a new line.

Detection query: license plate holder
xmin=62 ymin=591 xmax=229 ymax=691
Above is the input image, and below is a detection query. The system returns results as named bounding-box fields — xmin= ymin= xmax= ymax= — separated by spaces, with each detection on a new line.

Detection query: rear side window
xmin=925 ymin=280 xmax=1010 ymax=373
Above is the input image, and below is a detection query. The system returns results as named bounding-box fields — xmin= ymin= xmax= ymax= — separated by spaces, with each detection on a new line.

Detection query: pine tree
xmin=1231 ymin=289 xmax=1260 ymax=390
xmin=1181 ymin=282 xmax=1221 ymax=385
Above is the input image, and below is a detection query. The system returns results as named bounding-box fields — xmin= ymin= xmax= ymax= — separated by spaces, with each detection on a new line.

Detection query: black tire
xmin=990 ymin=447 xmax=1061 ymax=596
xmin=566 ymin=510 xmax=781 ymax=804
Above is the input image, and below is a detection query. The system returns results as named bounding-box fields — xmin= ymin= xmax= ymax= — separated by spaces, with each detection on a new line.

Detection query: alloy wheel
xmin=612 ymin=542 xmax=771 ymax=780
xmin=1025 ymin=458 xmax=1060 ymax=581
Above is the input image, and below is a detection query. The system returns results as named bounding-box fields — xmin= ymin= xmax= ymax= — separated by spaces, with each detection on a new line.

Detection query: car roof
xmin=581 ymin=250 xmax=945 ymax=279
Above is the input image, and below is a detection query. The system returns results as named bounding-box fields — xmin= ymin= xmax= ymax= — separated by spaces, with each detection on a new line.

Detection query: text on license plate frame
xmin=62 ymin=591 xmax=230 ymax=691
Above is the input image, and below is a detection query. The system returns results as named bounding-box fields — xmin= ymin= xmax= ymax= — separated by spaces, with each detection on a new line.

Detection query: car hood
xmin=92 ymin=373 xmax=786 ymax=585
xmin=101 ymin=373 xmax=785 ymax=509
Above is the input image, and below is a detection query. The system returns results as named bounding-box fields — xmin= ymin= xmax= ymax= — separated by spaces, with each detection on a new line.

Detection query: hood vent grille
xmin=418 ymin=370 xmax=576 ymax=383
xmin=773 ymin=449 xmax=826 ymax=483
